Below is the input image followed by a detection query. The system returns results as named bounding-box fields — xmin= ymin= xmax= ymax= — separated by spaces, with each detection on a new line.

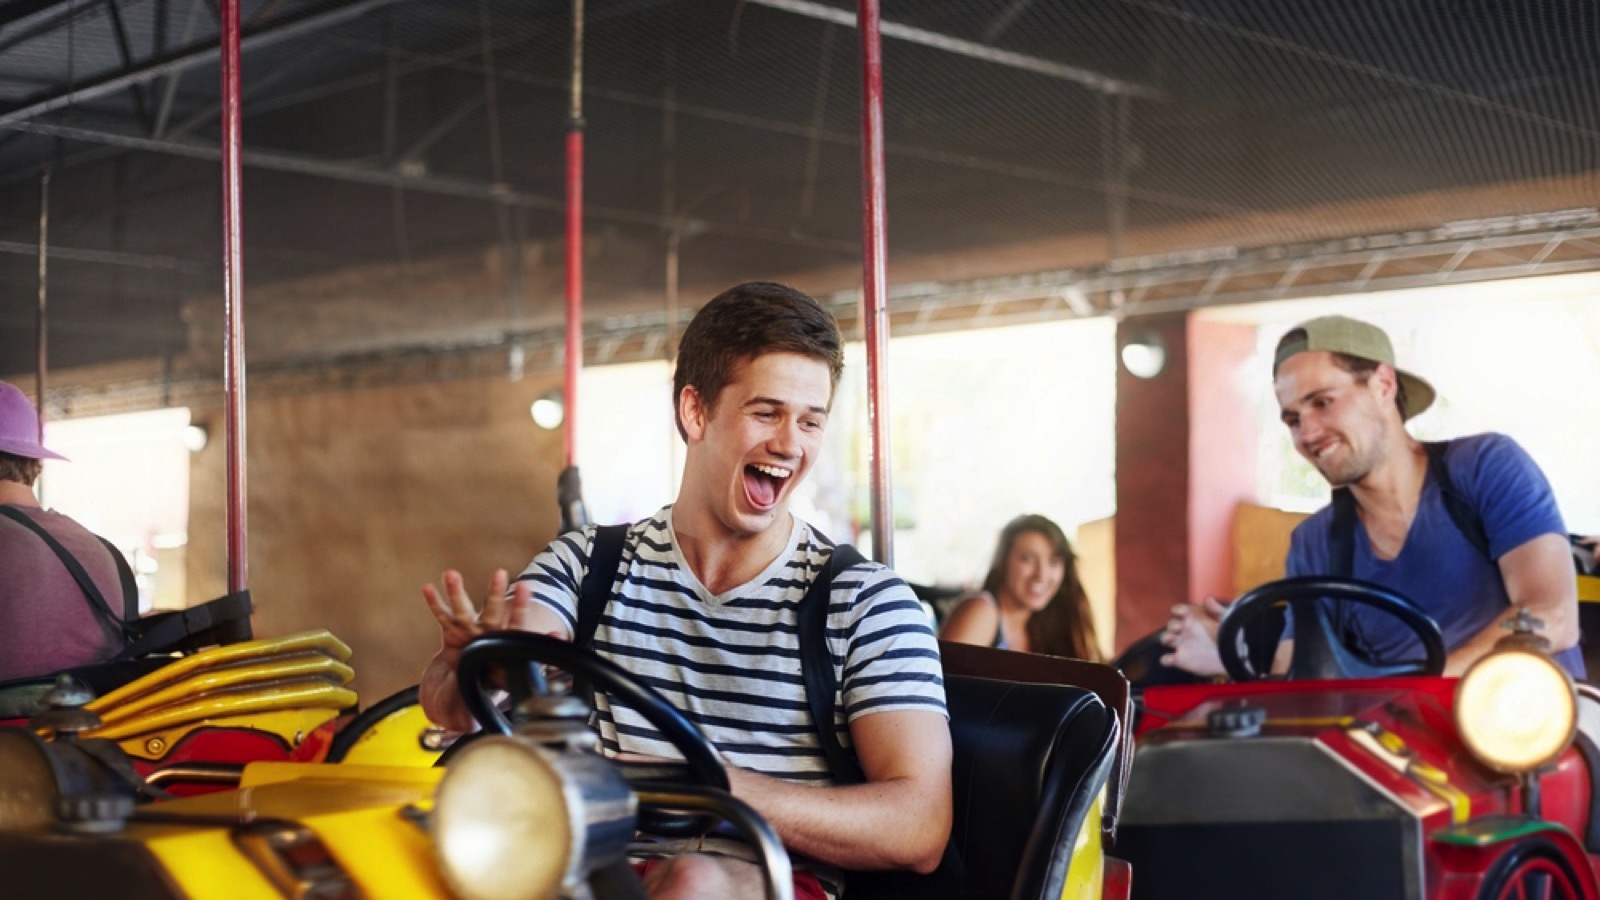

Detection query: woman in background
xmin=940 ymin=513 xmax=1101 ymax=660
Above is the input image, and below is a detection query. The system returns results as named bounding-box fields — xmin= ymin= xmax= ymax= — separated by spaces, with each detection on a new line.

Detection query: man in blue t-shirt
xmin=1162 ymin=315 xmax=1582 ymax=678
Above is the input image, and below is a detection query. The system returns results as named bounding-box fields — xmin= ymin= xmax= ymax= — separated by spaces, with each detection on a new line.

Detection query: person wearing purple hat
xmin=1160 ymin=316 xmax=1581 ymax=680
xmin=0 ymin=380 xmax=135 ymax=682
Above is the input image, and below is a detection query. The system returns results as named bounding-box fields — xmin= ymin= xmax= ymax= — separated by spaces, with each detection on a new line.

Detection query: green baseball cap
xmin=1272 ymin=315 xmax=1435 ymax=420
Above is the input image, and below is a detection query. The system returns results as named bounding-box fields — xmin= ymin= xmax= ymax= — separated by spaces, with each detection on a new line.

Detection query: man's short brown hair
xmin=0 ymin=451 xmax=43 ymax=486
xmin=672 ymin=282 xmax=844 ymax=439
xmin=1325 ymin=350 xmax=1409 ymax=420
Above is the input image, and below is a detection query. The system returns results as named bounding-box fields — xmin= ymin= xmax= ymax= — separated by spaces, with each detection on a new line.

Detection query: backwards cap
xmin=1272 ymin=315 xmax=1435 ymax=420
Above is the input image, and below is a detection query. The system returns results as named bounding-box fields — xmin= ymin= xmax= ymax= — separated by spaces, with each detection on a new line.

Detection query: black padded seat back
xmin=946 ymin=673 xmax=1119 ymax=900
xmin=1578 ymin=598 xmax=1600 ymax=684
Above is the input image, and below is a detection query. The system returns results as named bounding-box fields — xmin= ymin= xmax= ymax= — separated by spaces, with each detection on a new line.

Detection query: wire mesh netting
xmin=0 ymin=0 xmax=1596 ymax=375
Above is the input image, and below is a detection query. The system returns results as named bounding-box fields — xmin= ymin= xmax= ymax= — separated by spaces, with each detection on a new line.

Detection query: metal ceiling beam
xmin=746 ymin=0 xmax=1164 ymax=100
xmin=828 ymin=212 xmax=1600 ymax=323
xmin=35 ymin=217 xmax=1600 ymax=418
xmin=5 ymin=120 xmax=862 ymax=254
xmin=0 ymin=238 xmax=204 ymax=271
xmin=160 ymin=25 xmax=1218 ymax=216
xmin=0 ymin=0 xmax=106 ymax=58
xmin=0 ymin=0 xmax=401 ymax=129
xmin=104 ymin=0 xmax=154 ymax=132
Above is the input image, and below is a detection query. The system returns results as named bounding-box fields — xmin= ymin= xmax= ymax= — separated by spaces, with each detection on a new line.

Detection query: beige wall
xmin=187 ymin=373 xmax=569 ymax=702
xmin=1232 ymin=501 xmax=1310 ymax=595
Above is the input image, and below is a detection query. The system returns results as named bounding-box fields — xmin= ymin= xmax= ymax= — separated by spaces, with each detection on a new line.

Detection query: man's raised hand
xmin=422 ymin=569 xmax=535 ymax=659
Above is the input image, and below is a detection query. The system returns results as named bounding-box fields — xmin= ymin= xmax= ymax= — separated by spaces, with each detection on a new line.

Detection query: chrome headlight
xmin=433 ymin=736 xmax=635 ymax=900
xmin=1456 ymin=649 xmax=1576 ymax=773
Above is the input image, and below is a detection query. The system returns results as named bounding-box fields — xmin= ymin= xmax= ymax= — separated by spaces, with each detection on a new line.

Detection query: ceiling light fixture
xmin=530 ymin=393 xmax=564 ymax=430
xmin=1119 ymin=331 xmax=1167 ymax=379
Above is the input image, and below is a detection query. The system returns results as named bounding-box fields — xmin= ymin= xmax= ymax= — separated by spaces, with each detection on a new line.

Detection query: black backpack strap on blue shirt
xmin=800 ymin=543 xmax=868 ymax=784
xmin=1423 ymin=440 xmax=1489 ymax=559
xmin=1326 ymin=440 xmax=1489 ymax=655
xmin=575 ymin=524 xmax=630 ymax=651
xmin=1328 ymin=439 xmax=1488 ymax=578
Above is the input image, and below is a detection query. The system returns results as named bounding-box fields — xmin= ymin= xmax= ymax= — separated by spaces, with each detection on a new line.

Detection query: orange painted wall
xmin=1187 ymin=319 xmax=1260 ymax=603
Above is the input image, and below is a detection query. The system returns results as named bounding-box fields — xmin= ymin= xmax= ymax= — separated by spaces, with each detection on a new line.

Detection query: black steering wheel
xmin=455 ymin=631 xmax=728 ymax=836
xmin=1215 ymin=576 xmax=1447 ymax=681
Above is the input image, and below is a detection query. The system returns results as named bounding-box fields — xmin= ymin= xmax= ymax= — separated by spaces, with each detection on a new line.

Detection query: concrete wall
xmin=187 ymin=373 xmax=569 ymax=702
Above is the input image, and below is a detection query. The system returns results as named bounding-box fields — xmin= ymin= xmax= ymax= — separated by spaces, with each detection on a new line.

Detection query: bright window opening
xmin=38 ymin=407 xmax=196 ymax=613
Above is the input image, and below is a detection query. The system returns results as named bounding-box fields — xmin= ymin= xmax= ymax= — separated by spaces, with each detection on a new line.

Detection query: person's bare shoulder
xmin=939 ymin=592 xmax=998 ymax=645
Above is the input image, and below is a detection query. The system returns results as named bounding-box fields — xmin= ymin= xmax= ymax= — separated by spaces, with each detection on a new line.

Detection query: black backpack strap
xmin=1424 ymin=440 xmax=1490 ymax=559
xmin=96 ymin=535 xmax=139 ymax=623
xmin=800 ymin=543 xmax=867 ymax=785
xmin=575 ymin=524 xmax=630 ymax=650
xmin=0 ymin=506 xmax=132 ymax=642
xmin=1327 ymin=441 xmax=1489 ymax=574
xmin=1327 ymin=488 xmax=1358 ymax=579
xmin=1325 ymin=441 xmax=1490 ymax=657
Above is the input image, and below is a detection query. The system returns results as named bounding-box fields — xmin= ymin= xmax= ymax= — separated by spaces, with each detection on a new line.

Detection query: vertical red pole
xmin=563 ymin=0 xmax=584 ymax=468
xmin=35 ymin=168 xmax=48 ymax=443
xmin=220 ymin=0 xmax=248 ymax=593
xmin=857 ymin=0 xmax=893 ymax=567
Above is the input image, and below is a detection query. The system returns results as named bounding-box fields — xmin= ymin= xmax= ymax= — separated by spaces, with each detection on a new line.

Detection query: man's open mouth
xmin=744 ymin=463 xmax=792 ymax=508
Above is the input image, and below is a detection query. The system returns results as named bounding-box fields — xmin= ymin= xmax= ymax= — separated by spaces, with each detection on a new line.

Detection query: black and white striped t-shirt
xmin=513 ymin=505 xmax=948 ymax=782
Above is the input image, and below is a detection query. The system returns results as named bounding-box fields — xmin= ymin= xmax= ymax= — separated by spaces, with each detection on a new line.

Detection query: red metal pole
xmin=563 ymin=0 xmax=584 ymax=468
xmin=35 ymin=168 xmax=48 ymax=442
xmin=220 ymin=0 xmax=248 ymax=593
xmin=857 ymin=0 xmax=893 ymax=567
xmin=564 ymin=128 xmax=583 ymax=466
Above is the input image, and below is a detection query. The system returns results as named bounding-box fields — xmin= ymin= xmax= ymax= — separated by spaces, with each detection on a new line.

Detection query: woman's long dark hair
xmin=980 ymin=514 xmax=1101 ymax=661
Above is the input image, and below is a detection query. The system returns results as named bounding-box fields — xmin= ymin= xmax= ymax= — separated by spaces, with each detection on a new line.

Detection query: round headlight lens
xmin=433 ymin=736 xmax=636 ymax=900
xmin=1456 ymin=649 xmax=1576 ymax=773
xmin=433 ymin=738 xmax=575 ymax=900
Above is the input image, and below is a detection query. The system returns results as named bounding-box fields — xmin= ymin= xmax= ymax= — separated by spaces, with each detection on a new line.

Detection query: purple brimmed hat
xmin=0 ymin=382 xmax=67 ymax=461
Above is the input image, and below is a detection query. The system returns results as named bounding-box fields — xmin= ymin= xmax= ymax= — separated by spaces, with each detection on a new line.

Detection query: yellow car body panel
xmin=85 ymin=631 xmax=352 ymax=710
xmin=1579 ymin=574 xmax=1600 ymax=603
xmin=92 ymin=656 xmax=356 ymax=728
xmin=108 ymin=707 xmax=352 ymax=763
xmin=141 ymin=763 xmax=452 ymax=899
xmin=86 ymin=684 xmax=359 ymax=744
xmin=69 ymin=631 xmax=359 ymax=756
xmin=338 ymin=702 xmax=446 ymax=767
xmin=1059 ymin=789 xmax=1106 ymax=900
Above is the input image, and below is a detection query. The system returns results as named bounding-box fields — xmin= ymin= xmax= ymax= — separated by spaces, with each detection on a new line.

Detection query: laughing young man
xmin=420 ymin=281 xmax=951 ymax=900
xmin=1161 ymin=315 xmax=1582 ymax=679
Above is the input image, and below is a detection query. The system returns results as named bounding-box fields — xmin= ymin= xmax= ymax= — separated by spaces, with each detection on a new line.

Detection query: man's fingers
xmin=478 ymin=569 xmax=512 ymax=629
xmin=442 ymin=570 xmax=480 ymax=621
xmin=506 ymin=580 xmax=536 ymax=631
xmin=1201 ymin=595 xmax=1230 ymax=618
xmin=1159 ymin=652 xmax=1176 ymax=667
xmin=422 ymin=583 xmax=454 ymax=626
